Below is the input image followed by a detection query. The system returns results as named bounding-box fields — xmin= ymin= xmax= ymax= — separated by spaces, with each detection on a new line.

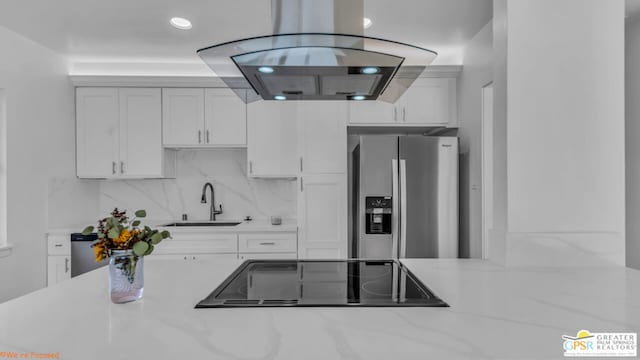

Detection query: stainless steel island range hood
xmin=197 ymin=0 xmax=437 ymax=103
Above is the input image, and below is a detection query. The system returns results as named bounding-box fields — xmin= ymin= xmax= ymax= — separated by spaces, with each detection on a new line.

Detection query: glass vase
xmin=109 ymin=250 xmax=144 ymax=304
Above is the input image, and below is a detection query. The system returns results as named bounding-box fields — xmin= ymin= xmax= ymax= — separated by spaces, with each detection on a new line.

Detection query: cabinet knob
xmin=206 ymin=130 xmax=210 ymax=144
xmin=112 ymin=161 xmax=116 ymax=175
xmin=120 ymin=161 xmax=125 ymax=174
xmin=198 ymin=130 xmax=202 ymax=144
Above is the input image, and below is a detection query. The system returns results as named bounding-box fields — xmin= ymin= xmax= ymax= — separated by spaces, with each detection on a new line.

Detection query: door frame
xmin=481 ymin=83 xmax=494 ymax=260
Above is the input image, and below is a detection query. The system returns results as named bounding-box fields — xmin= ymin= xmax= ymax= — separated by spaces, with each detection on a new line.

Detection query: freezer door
xmin=399 ymin=136 xmax=458 ymax=258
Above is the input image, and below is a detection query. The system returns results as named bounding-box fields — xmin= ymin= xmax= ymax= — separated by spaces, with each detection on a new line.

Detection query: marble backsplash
xmin=98 ymin=149 xmax=297 ymax=222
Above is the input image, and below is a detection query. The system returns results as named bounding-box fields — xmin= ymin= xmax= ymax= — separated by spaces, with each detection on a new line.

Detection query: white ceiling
xmin=0 ymin=0 xmax=493 ymax=74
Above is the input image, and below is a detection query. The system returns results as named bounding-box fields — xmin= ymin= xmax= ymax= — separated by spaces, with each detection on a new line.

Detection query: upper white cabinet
xmin=297 ymin=101 xmax=348 ymax=175
xmin=204 ymin=89 xmax=247 ymax=146
xmin=348 ymin=77 xmax=458 ymax=127
xmin=76 ymin=87 xmax=175 ymax=179
xmin=162 ymin=88 xmax=247 ymax=147
xmin=162 ymin=88 xmax=204 ymax=146
xmin=247 ymin=101 xmax=298 ymax=178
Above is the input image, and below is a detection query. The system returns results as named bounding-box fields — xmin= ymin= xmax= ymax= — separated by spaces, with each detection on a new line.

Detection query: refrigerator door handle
xmin=400 ymin=159 xmax=407 ymax=258
xmin=392 ymin=159 xmax=399 ymax=258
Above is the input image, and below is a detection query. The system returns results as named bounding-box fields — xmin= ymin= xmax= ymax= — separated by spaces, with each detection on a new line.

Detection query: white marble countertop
xmin=0 ymin=259 xmax=638 ymax=359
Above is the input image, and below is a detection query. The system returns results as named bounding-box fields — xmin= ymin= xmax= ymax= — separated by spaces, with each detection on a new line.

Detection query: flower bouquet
xmin=82 ymin=208 xmax=171 ymax=303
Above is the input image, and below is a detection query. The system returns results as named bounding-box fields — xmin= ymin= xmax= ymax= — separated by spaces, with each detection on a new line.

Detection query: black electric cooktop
xmin=195 ymin=260 xmax=448 ymax=308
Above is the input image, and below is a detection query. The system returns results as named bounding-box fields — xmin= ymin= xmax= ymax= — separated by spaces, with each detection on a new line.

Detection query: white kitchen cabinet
xmin=204 ymin=88 xmax=246 ymax=146
xmin=247 ymin=101 xmax=298 ymax=177
xmin=162 ymin=88 xmax=205 ymax=146
xmin=47 ymin=233 xmax=71 ymax=286
xmin=153 ymin=232 xmax=238 ymax=255
xmin=76 ymin=88 xmax=119 ymax=177
xmin=396 ymin=78 xmax=457 ymax=126
xmin=297 ymin=101 xmax=348 ymax=175
xmin=297 ymin=174 xmax=348 ymax=259
xmin=76 ymin=87 xmax=175 ymax=179
xmin=162 ymin=88 xmax=247 ymax=147
xmin=47 ymin=255 xmax=71 ymax=285
xmin=239 ymin=253 xmax=297 ymax=260
xmin=348 ymin=77 xmax=458 ymax=127
xmin=147 ymin=253 xmax=237 ymax=261
xmin=348 ymin=101 xmax=395 ymax=124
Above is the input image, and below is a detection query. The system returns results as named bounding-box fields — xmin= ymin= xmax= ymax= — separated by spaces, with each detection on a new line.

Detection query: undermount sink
xmin=162 ymin=222 xmax=241 ymax=227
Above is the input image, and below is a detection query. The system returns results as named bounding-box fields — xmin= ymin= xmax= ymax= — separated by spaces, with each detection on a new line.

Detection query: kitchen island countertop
xmin=0 ymin=259 xmax=638 ymax=359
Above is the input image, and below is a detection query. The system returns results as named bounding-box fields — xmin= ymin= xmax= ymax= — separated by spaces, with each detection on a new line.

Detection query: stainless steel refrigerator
xmin=350 ymin=135 xmax=458 ymax=259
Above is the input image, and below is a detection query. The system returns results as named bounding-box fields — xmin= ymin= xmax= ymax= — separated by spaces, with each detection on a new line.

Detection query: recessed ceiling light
xmin=258 ymin=66 xmax=275 ymax=74
xmin=274 ymin=95 xmax=287 ymax=100
xmin=363 ymin=17 xmax=372 ymax=29
xmin=352 ymin=95 xmax=366 ymax=101
xmin=361 ymin=67 xmax=379 ymax=75
xmin=170 ymin=17 xmax=192 ymax=30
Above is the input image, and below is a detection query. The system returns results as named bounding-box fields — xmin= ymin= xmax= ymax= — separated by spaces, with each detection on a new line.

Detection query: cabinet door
xmin=119 ymin=88 xmax=163 ymax=177
xmin=162 ymin=88 xmax=204 ymax=146
xmin=47 ymin=255 xmax=70 ymax=286
xmin=76 ymin=88 xmax=119 ymax=178
xmin=146 ymin=253 xmax=238 ymax=261
xmin=239 ymin=253 xmax=297 ymax=260
xmin=402 ymin=78 xmax=454 ymax=125
xmin=204 ymin=88 xmax=247 ymax=146
xmin=348 ymin=101 xmax=395 ymax=124
xmin=298 ymin=101 xmax=347 ymax=174
xmin=247 ymin=101 xmax=298 ymax=177
xmin=298 ymin=174 xmax=347 ymax=259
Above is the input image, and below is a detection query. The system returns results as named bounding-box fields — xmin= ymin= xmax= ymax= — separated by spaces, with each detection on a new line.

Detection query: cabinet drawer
xmin=239 ymin=252 xmax=297 ymax=260
xmin=147 ymin=253 xmax=237 ymax=261
xmin=154 ymin=233 xmax=237 ymax=254
xmin=238 ymin=233 xmax=297 ymax=253
xmin=48 ymin=235 xmax=71 ymax=256
xmin=300 ymin=262 xmax=348 ymax=282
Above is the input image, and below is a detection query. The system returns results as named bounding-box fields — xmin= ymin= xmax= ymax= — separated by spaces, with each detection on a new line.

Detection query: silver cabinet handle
xmin=392 ymin=159 xmax=399 ymax=258
xmin=394 ymin=107 xmax=397 ymax=122
xmin=54 ymin=244 xmax=63 ymax=248
xmin=259 ymin=242 xmax=276 ymax=246
xmin=206 ymin=130 xmax=210 ymax=144
xmin=249 ymin=161 xmax=253 ymax=174
xmin=402 ymin=107 xmax=406 ymax=122
xmin=300 ymin=157 xmax=303 ymax=172
xmin=112 ymin=161 xmax=116 ymax=175
xmin=198 ymin=130 xmax=202 ymax=144
xmin=300 ymin=178 xmax=304 ymax=191
xmin=64 ymin=257 xmax=69 ymax=273
xmin=120 ymin=161 xmax=124 ymax=174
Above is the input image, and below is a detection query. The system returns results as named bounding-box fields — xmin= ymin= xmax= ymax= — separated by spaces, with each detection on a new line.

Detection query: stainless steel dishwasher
xmin=70 ymin=233 xmax=108 ymax=277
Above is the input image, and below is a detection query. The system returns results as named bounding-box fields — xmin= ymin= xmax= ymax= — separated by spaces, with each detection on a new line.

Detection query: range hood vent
xmin=197 ymin=1 xmax=437 ymax=103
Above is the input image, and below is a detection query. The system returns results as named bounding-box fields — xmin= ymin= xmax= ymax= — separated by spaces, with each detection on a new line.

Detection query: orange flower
xmin=114 ymin=229 xmax=132 ymax=245
xmin=93 ymin=243 xmax=107 ymax=262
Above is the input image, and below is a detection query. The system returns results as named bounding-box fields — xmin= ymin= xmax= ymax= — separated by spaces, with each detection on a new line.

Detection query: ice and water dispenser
xmin=365 ymin=196 xmax=392 ymax=234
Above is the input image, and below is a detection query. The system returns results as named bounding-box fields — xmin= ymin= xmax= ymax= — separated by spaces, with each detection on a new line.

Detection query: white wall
xmin=458 ymin=21 xmax=493 ymax=258
xmin=0 ymin=25 xmax=88 ymax=302
xmin=626 ymin=15 xmax=640 ymax=270
xmin=491 ymin=0 xmax=626 ymax=267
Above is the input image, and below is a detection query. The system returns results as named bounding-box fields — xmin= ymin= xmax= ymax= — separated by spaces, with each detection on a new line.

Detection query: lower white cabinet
xmin=297 ymin=174 xmax=348 ymax=259
xmin=238 ymin=231 xmax=298 ymax=259
xmin=147 ymin=253 xmax=237 ymax=261
xmin=47 ymin=255 xmax=71 ymax=285
xmin=47 ymin=233 xmax=71 ymax=286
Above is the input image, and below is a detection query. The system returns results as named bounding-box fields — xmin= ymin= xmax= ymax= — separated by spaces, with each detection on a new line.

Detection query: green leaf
xmin=81 ymin=226 xmax=94 ymax=235
xmin=132 ymin=241 xmax=149 ymax=257
xmin=144 ymin=244 xmax=154 ymax=256
xmin=97 ymin=232 xmax=105 ymax=238
xmin=131 ymin=220 xmax=141 ymax=227
xmin=150 ymin=232 xmax=163 ymax=245
xmin=134 ymin=210 xmax=147 ymax=218
xmin=108 ymin=228 xmax=120 ymax=239
xmin=160 ymin=230 xmax=171 ymax=239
